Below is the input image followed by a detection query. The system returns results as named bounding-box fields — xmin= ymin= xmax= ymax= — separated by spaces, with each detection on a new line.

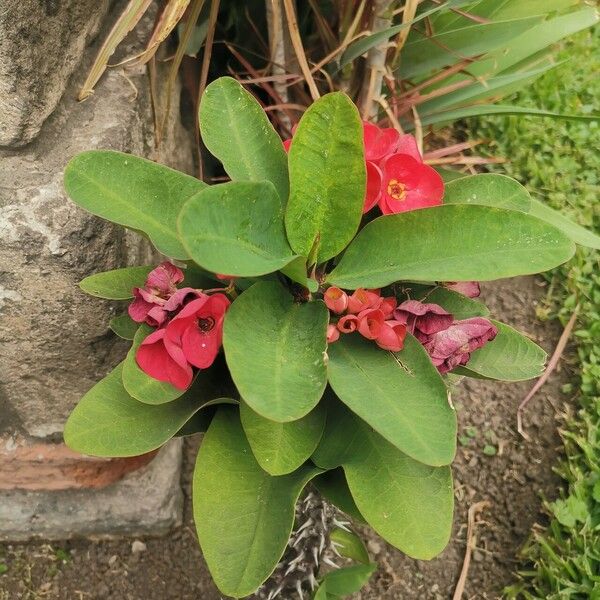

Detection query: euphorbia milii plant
xmin=62 ymin=76 xmax=600 ymax=599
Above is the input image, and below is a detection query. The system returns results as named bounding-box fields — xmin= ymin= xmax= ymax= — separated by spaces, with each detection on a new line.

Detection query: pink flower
xmin=364 ymin=161 xmax=382 ymax=213
xmin=337 ymin=314 xmax=359 ymax=333
xmin=357 ymin=308 xmax=386 ymax=340
xmin=129 ymin=262 xmax=186 ymax=327
xmin=375 ymin=320 xmax=407 ymax=352
xmin=395 ymin=133 xmax=422 ymax=162
xmin=394 ymin=300 xmax=454 ymax=338
xmin=419 ymin=318 xmax=498 ymax=374
xmin=379 ymin=296 xmax=398 ymax=318
xmin=347 ymin=288 xmax=381 ymax=314
xmin=327 ymin=324 xmax=340 ymax=343
xmin=165 ymin=293 xmax=230 ymax=369
xmin=324 ymin=287 xmax=349 ymax=314
xmin=363 ymin=121 xmax=400 ymax=162
xmin=378 ymin=153 xmax=444 ymax=215
xmin=136 ymin=328 xmax=194 ymax=390
xmin=444 ymin=281 xmax=481 ymax=298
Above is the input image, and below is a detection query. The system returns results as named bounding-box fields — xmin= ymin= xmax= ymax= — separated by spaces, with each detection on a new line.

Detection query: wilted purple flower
xmin=394 ymin=299 xmax=454 ymax=339
xmin=420 ymin=317 xmax=498 ymax=374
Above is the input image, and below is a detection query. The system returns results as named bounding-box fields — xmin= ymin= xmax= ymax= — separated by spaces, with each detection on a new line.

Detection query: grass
xmin=468 ymin=27 xmax=600 ymax=599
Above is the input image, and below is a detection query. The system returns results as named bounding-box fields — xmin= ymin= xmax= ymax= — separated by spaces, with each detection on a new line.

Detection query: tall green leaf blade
xmin=79 ymin=266 xmax=154 ymax=299
xmin=199 ymin=77 xmax=289 ymax=202
xmin=529 ymin=198 xmax=600 ymax=250
xmin=122 ymin=324 xmax=185 ymax=404
xmin=398 ymin=17 xmax=541 ymax=80
xmin=64 ymin=363 xmax=208 ymax=457
xmin=327 ymin=205 xmax=575 ymax=289
xmin=456 ymin=320 xmax=547 ymax=381
xmin=64 ymin=151 xmax=205 ymax=259
xmin=285 ymin=93 xmax=365 ymax=263
xmin=240 ymin=400 xmax=326 ymax=475
xmin=443 ymin=173 xmax=531 ymax=212
xmin=223 ymin=282 xmax=329 ymax=422
xmin=327 ymin=334 xmax=456 ymax=467
xmin=193 ymin=408 xmax=321 ymax=598
xmin=178 ymin=181 xmax=296 ymax=277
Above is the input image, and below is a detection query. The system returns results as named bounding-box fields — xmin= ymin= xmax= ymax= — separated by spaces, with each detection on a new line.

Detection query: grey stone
xmin=0 ymin=7 xmax=194 ymax=439
xmin=0 ymin=0 xmax=111 ymax=147
xmin=0 ymin=441 xmax=183 ymax=540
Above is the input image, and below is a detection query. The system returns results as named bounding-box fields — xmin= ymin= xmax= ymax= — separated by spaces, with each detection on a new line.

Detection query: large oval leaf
xmin=122 ymin=324 xmax=186 ymax=404
xmin=418 ymin=287 xmax=490 ymax=320
xmin=443 ymin=173 xmax=531 ymax=212
xmin=178 ymin=181 xmax=296 ymax=277
xmin=199 ymin=77 xmax=289 ymax=202
xmin=64 ymin=151 xmax=205 ymax=259
xmin=79 ymin=266 xmax=154 ymax=299
xmin=240 ymin=400 xmax=326 ymax=476
xmin=223 ymin=281 xmax=329 ymax=422
xmin=285 ymin=92 xmax=365 ymax=263
xmin=456 ymin=320 xmax=547 ymax=381
xmin=312 ymin=402 xmax=453 ymax=560
xmin=193 ymin=407 xmax=320 ymax=598
xmin=64 ymin=363 xmax=207 ymax=457
xmin=327 ymin=334 xmax=456 ymax=467
xmin=327 ymin=205 xmax=575 ymax=289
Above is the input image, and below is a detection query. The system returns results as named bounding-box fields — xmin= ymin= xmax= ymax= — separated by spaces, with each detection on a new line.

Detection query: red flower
xmin=364 ymin=161 xmax=382 ymax=213
xmin=419 ymin=317 xmax=498 ymax=374
xmin=347 ymin=288 xmax=381 ymax=314
xmin=394 ymin=300 xmax=454 ymax=338
xmin=136 ymin=328 xmax=194 ymax=390
xmin=165 ymin=294 xmax=230 ymax=369
xmin=357 ymin=308 xmax=386 ymax=340
xmin=363 ymin=121 xmax=399 ymax=162
xmin=327 ymin=324 xmax=340 ymax=343
xmin=375 ymin=320 xmax=407 ymax=352
xmin=378 ymin=153 xmax=444 ymax=215
xmin=337 ymin=314 xmax=359 ymax=333
xmin=129 ymin=262 xmax=188 ymax=327
xmin=324 ymin=287 xmax=349 ymax=314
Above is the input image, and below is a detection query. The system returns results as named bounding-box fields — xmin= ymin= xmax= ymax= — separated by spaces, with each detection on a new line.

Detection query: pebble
xmin=473 ymin=550 xmax=484 ymax=562
xmin=131 ymin=540 xmax=147 ymax=554
xmin=108 ymin=554 xmax=118 ymax=566
xmin=367 ymin=540 xmax=382 ymax=555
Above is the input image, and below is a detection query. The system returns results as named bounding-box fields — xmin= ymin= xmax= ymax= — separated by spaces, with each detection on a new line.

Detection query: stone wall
xmin=0 ymin=1 xmax=191 ymax=537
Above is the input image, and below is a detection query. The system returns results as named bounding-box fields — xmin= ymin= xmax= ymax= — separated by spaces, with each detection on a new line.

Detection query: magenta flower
xmin=165 ymin=293 xmax=230 ymax=369
xmin=444 ymin=281 xmax=481 ymax=298
xmin=419 ymin=318 xmax=498 ymax=374
xmin=136 ymin=328 xmax=194 ymax=390
xmin=394 ymin=299 xmax=454 ymax=338
xmin=129 ymin=262 xmax=187 ymax=327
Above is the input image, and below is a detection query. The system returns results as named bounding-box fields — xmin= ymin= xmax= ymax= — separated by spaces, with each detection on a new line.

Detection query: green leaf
xmin=64 ymin=363 xmax=211 ymax=457
xmin=109 ymin=314 xmax=138 ymax=340
xmin=318 ymin=564 xmax=377 ymax=597
xmin=122 ymin=324 xmax=186 ymax=404
xmin=199 ymin=77 xmax=289 ymax=202
xmin=79 ymin=266 xmax=154 ymax=299
xmin=329 ymin=529 xmax=370 ymax=564
xmin=193 ymin=407 xmax=321 ymax=598
xmin=398 ymin=17 xmax=541 ymax=80
xmin=280 ymin=257 xmax=319 ymax=292
xmin=312 ymin=468 xmax=365 ymax=523
xmin=285 ymin=93 xmax=365 ymax=263
xmin=529 ymin=198 xmax=600 ymax=250
xmin=328 ymin=205 xmax=575 ymax=289
xmin=417 ymin=287 xmax=490 ymax=320
xmin=64 ymin=151 xmax=205 ymax=259
xmin=223 ymin=281 xmax=328 ymax=422
xmin=443 ymin=174 xmax=531 ymax=212
xmin=240 ymin=400 xmax=326 ymax=475
xmin=313 ymin=403 xmax=454 ymax=560
xmin=455 ymin=320 xmax=547 ymax=381
xmin=417 ymin=104 xmax=600 ymax=128
xmin=327 ymin=334 xmax=456 ymax=466
xmin=178 ymin=180 xmax=296 ymax=277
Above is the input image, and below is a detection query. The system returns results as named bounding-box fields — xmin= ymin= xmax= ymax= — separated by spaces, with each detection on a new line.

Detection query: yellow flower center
xmin=387 ymin=179 xmax=407 ymax=201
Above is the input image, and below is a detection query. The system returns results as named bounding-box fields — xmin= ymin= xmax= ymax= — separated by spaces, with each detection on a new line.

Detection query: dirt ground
xmin=0 ymin=276 xmax=571 ymax=600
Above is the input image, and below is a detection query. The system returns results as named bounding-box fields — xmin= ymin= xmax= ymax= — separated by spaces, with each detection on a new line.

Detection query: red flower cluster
xmin=324 ymin=287 xmax=407 ymax=352
xmin=283 ymin=121 xmax=444 ymax=216
xmin=129 ymin=262 xmax=230 ymax=390
xmin=394 ymin=299 xmax=497 ymax=373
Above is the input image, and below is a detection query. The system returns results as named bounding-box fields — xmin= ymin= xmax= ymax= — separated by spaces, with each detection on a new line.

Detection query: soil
xmin=0 ymin=276 xmax=572 ymax=600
